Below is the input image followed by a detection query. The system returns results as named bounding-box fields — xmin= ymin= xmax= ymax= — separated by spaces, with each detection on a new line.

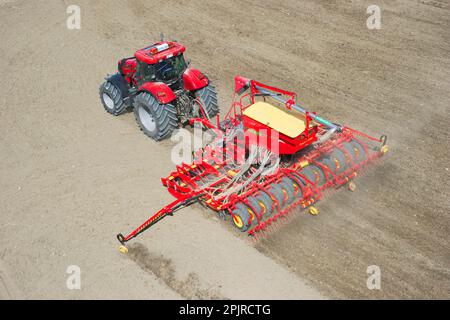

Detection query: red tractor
xmin=99 ymin=41 xmax=219 ymax=140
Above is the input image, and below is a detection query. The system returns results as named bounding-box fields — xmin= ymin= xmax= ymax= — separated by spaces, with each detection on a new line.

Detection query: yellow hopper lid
xmin=243 ymin=101 xmax=306 ymax=138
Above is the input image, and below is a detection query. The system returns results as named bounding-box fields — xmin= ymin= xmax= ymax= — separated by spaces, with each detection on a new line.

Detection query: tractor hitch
xmin=116 ymin=193 xmax=203 ymax=248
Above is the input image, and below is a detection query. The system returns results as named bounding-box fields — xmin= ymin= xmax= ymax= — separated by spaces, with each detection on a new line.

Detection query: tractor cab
xmin=134 ymin=42 xmax=187 ymax=86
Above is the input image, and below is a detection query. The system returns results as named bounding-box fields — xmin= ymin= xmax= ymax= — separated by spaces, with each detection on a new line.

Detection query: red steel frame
xmin=117 ymin=77 xmax=387 ymax=244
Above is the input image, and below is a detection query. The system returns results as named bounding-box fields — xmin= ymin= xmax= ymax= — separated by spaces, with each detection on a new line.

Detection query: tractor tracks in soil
xmin=0 ymin=261 xmax=18 ymax=299
xmin=127 ymin=243 xmax=225 ymax=300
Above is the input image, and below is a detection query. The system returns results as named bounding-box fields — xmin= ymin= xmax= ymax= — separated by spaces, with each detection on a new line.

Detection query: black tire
xmin=343 ymin=140 xmax=367 ymax=164
xmin=134 ymin=92 xmax=178 ymax=141
xmin=266 ymin=184 xmax=285 ymax=209
xmin=280 ymin=177 xmax=296 ymax=205
xmin=255 ymin=191 xmax=274 ymax=216
xmin=300 ymin=165 xmax=326 ymax=187
xmin=320 ymin=148 xmax=347 ymax=175
xmin=289 ymin=173 xmax=306 ymax=198
xmin=231 ymin=202 xmax=252 ymax=232
xmin=247 ymin=196 xmax=267 ymax=222
xmin=99 ymin=80 xmax=127 ymax=116
xmin=194 ymin=82 xmax=220 ymax=119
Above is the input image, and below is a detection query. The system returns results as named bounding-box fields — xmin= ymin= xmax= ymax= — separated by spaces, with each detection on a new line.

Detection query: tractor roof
xmin=134 ymin=42 xmax=186 ymax=64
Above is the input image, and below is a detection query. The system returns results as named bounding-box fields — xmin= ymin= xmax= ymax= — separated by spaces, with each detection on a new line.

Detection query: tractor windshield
xmin=154 ymin=55 xmax=186 ymax=82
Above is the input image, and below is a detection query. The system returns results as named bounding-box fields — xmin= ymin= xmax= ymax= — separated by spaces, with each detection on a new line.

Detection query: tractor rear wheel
xmin=134 ymin=92 xmax=178 ymax=141
xmin=194 ymin=83 xmax=220 ymax=119
xmin=99 ymin=81 xmax=127 ymax=116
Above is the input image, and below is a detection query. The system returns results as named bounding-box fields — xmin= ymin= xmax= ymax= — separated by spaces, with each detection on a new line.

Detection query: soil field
xmin=0 ymin=0 xmax=449 ymax=299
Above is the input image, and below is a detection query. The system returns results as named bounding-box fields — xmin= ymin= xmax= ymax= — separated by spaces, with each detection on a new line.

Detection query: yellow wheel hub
xmin=233 ymin=215 xmax=244 ymax=229
xmin=293 ymin=183 xmax=299 ymax=196
xmin=309 ymin=206 xmax=319 ymax=215
xmin=247 ymin=208 xmax=255 ymax=221
xmin=348 ymin=181 xmax=356 ymax=192
xmin=258 ymin=201 xmax=267 ymax=214
xmin=118 ymin=245 xmax=128 ymax=254
xmin=281 ymin=188 xmax=289 ymax=202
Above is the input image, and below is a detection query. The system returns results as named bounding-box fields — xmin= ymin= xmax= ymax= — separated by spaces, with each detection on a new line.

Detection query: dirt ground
xmin=0 ymin=0 xmax=449 ymax=299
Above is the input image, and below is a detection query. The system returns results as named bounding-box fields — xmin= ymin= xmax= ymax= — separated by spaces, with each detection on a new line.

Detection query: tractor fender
xmin=106 ymin=73 xmax=131 ymax=98
xmin=183 ymin=68 xmax=209 ymax=91
xmin=138 ymin=82 xmax=176 ymax=104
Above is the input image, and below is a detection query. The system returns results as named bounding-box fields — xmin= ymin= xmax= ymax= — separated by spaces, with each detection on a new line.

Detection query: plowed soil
xmin=0 ymin=0 xmax=449 ymax=299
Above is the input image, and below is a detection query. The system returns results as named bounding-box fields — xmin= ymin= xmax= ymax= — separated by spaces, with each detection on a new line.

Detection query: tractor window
xmin=136 ymin=61 xmax=156 ymax=85
xmin=155 ymin=55 xmax=186 ymax=82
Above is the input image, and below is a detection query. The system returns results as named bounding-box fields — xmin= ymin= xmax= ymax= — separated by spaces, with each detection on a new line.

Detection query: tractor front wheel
xmin=134 ymin=92 xmax=178 ymax=141
xmin=99 ymin=81 xmax=126 ymax=116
